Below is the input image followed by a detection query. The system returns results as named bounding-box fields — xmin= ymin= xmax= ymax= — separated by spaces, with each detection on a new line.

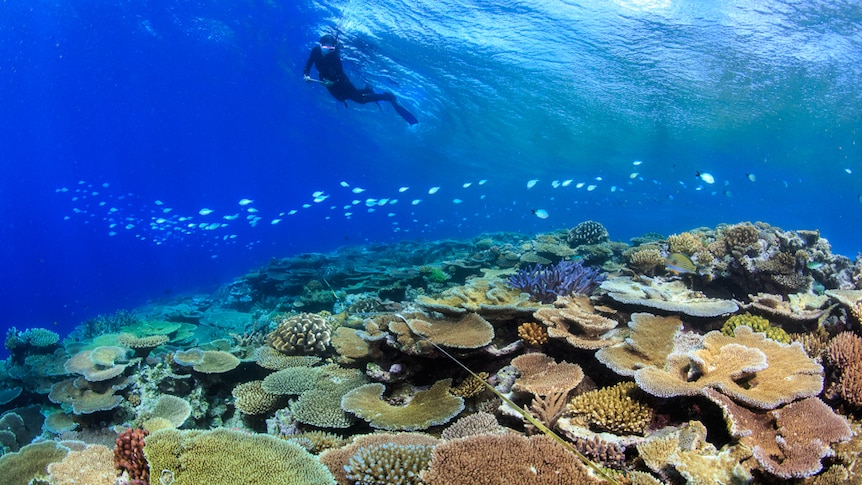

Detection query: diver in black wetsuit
xmin=303 ymin=34 xmax=418 ymax=125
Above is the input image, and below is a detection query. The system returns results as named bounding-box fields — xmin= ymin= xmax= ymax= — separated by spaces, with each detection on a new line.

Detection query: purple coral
xmin=508 ymin=260 xmax=605 ymax=303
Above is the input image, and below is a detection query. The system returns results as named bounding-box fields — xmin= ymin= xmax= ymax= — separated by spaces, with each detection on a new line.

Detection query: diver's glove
xmin=303 ymin=74 xmax=311 ymax=82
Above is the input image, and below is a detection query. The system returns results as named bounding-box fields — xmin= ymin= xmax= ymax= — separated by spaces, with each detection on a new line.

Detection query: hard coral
xmin=319 ymin=432 xmax=440 ymax=485
xmin=721 ymin=313 xmax=790 ymax=344
xmin=567 ymin=381 xmax=654 ymax=435
xmin=48 ymin=444 xmax=116 ymax=485
xmin=143 ymin=428 xmax=336 ymax=484
xmin=232 ymin=380 xmax=282 ymax=416
xmin=340 ymin=379 xmax=464 ymax=431
xmin=511 ymin=352 xmax=584 ymax=396
xmin=533 ymin=295 xmax=620 ymax=350
xmin=406 ymin=312 xmax=495 ymax=349
xmin=667 ymin=232 xmax=703 ymax=255
xmin=421 ymin=433 xmax=604 ymax=484
xmin=265 ymin=312 xmax=332 ymax=355
xmin=344 ymin=442 xmax=433 ymax=485
xmin=508 ymin=260 xmax=605 ymax=304
xmin=114 ymin=428 xmax=149 ymax=483
xmin=517 ymin=322 xmax=548 ymax=346
xmin=567 ymin=220 xmax=610 ymax=247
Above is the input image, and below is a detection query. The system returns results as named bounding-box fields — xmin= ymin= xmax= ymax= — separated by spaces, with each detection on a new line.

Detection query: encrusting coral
xmin=340 ymin=379 xmax=464 ymax=431
xmin=143 ymin=428 xmax=337 ymax=484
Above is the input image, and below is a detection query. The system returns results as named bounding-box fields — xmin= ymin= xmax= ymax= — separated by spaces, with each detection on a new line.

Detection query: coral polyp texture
xmin=6 ymin=221 xmax=862 ymax=484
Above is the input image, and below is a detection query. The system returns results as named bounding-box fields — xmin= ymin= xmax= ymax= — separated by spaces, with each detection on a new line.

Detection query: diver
xmin=303 ymin=34 xmax=418 ymax=125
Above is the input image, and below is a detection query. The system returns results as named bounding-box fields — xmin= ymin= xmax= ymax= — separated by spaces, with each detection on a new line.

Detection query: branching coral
xmin=517 ymin=322 xmax=548 ymax=346
xmin=566 ymin=381 xmax=654 ymax=435
xmin=319 ymin=432 xmax=440 ymax=485
xmin=508 ymin=260 xmax=605 ymax=303
xmin=667 ymin=232 xmax=703 ymax=255
xmin=114 ymin=428 xmax=149 ymax=483
xmin=344 ymin=442 xmax=434 ymax=485
xmin=440 ymin=412 xmax=508 ymax=440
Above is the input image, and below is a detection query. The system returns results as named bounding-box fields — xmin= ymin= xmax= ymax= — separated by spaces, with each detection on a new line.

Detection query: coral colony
xmin=3 ymin=220 xmax=862 ymax=484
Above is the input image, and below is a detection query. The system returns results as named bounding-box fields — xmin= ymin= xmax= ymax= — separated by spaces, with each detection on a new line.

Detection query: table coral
xmin=48 ymin=377 xmax=124 ymax=415
xmin=596 ymin=313 xmax=683 ymax=377
xmin=143 ymin=428 xmax=336 ymax=485
xmin=511 ymin=352 xmax=584 ymax=396
xmin=64 ymin=347 xmax=131 ymax=382
xmin=146 ymin=395 xmax=192 ymax=428
xmin=415 ymin=276 xmax=541 ymax=321
xmin=191 ymin=350 xmax=240 ymax=374
xmin=114 ymin=428 xmax=149 ymax=483
xmin=340 ymin=379 xmax=464 ymax=431
xmin=420 ymin=433 xmax=604 ymax=484
xmin=254 ymin=346 xmax=321 ymax=370
xmin=290 ymin=367 xmax=368 ymax=428
xmin=566 ymin=381 xmax=654 ymax=435
xmin=406 ymin=312 xmax=494 ymax=349
xmin=533 ymin=295 xmax=620 ymax=350
xmin=265 ymin=312 xmax=332 ymax=354
xmin=0 ymin=440 xmax=69 ymax=485
xmin=600 ymin=276 xmax=739 ymax=317
xmin=635 ymin=326 xmax=823 ymax=409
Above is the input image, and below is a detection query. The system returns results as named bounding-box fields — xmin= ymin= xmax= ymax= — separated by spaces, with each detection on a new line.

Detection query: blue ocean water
xmin=1 ymin=0 xmax=859 ymax=347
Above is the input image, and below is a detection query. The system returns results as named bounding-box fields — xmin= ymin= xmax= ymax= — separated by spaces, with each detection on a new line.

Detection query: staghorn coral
xmin=440 ymin=411 xmax=508 ymax=440
xmin=0 ymin=440 xmax=70 ymax=485
xmin=720 ymin=312 xmax=790 ymax=343
xmin=420 ymin=433 xmax=604 ymax=484
xmin=635 ymin=326 xmax=823 ymax=409
xmin=525 ymin=388 xmax=569 ymax=431
xmin=600 ymin=276 xmax=739 ymax=317
xmin=826 ymin=331 xmax=862 ymax=370
xmin=667 ymin=232 xmax=703 ymax=255
xmin=143 ymin=428 xmax=336 ymax=484
xmin=265 ymin=312 xmax=332 ymax=354
xmin=406 ymin=312 xmax=495 ymax=349
xmin=319 ymin=432 xmax=440 ymax=485
xmin=341 ymin=379 xmax=464 ymax=431
xmin=344 ymin=442 xmax=434 ymax=485
xmin=838 ymin=361 xmax=862 ymax=408
xmin=47 ymin=444 xmax=116 ymax=485
xmin=114 ymin=428 xmax=149 ymax=483
xmin=596 ymin=313 xmax=683 ymax=377
xmin=567 ymin=381 xmax=654 ymax=435
xmin=533 ymin=295 xmax=620 ymax=350
xmin=232 ymin=380 xmax=282 ymax=416
xmin=508 ymin=260 xmax=606 ymax=303
xmin=567 ymin=220 xmax=610 ymax=247
xmin=517 ymin=322 xmax=548 ymax=346
xmin=511 ymin=352 xmax=584 ymax=396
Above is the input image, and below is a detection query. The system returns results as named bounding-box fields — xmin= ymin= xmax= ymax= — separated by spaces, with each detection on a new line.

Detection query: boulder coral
xmin=265 ymin=312 xmax=332 ymax=355
xmin=143 ymin=428 xmax=336 ymax=485
xmin=340 ymin=379 xmax=464 ymax=431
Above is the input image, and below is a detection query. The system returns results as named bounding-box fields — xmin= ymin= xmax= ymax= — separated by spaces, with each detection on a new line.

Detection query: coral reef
xmin=600 ymin=276 xmax=739 ymax=317
xmin=340 ymin=379 xmax=464 ymax=431
xmin=508 ymin=259 xmax=605 ymax=303
xmin=533 ymin=295 xmax=621 ymax=350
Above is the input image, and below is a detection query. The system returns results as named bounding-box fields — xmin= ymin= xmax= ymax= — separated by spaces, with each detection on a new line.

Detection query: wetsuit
xmin=303 ymin=45 xmax=393 ymax=104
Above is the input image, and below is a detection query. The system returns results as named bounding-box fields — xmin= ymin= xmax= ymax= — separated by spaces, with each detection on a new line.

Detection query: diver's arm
xmin=303 ymin=46 xmax=320 ymax=81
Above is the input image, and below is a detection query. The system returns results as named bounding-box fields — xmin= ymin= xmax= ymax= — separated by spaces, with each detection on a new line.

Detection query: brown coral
xmin=341 ymin=379 xmax=464 ymax=431
xmin=114 ymin=428 xmax=149 ymax=483
xmin=722 ymin=222 xmax=760 ymax=250
xmin=635 ymin=326 xmax=823 ymax=409
xmin=533 ymin=295 xmax=620 ymax=350
xmin=517 ymin=322 xmax=548 ymax=346
xmin=232 ymin=380 xmax=282 ymax=415
xmin=511 ymin=352 xmax=584 ymax=396
xmin=596 ymin=313 xmax=683 ymax=377
xmin=449 ymin=373 xmax=489 ymax=398
xmin=567 ymin=381 xmax=654 ymax=435
xmin=667 ymin=232 xmax=703 ymax=255
xmin=420 ymin=433 xmax=604 ymax=484
xmin=265 ymin=312 xmax=332 ymax=354
xmin=319 ymin=432 xmax=440 ymax=485
xmin=406 ymin=312 xmax=495 ymax=349
xmin=48 ymin=444 xmax=116 ymax=485
xmin=629 ymin=247 xmax=664 ymax=274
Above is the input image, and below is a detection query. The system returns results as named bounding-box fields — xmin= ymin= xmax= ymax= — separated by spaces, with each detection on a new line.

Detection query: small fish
xmin=696 ymin=171 xmax=715 ymax=184
xmin=806 ymin=261 xmax=824 ymax=270
xmin=224 ymin=214 xmax=239 ymax=220
xmin=845 ymin=168 xmax=853 ymax=174
xmin=586 ymin=185 xmax=597 ymax=191
xmin=462 ymin=182 xmax=472 ymax=188
xmin=398 ymin=186 xmax=409 ymax=192
xmin=428 ymin=187 xmax=440 ymax=194
xmin=412 ymin=199 xmax=422 ymax=205
xmin=746 ymin=173 xmax=756 ymax=182
xmin=526 ymin=179 xmax=539 ymax=189
xmin=532 ymin=209 xmax=549 ymax=219
xmin=238 ymin=198 xmax=254 ymax=206
xmin=595 ymin=176 xmax=603 ymax=181
xmin=199 ymin=208 xmax=214 ymax=216
xmin=155 ymin=200 xmax=164 ymax=205
xmin=478 ymin=179 xmax=487 ymax=185
xmin=551 ymin=180 xmax=561 ymax=188
xmin=633 ymin=160 xmax=643 ymax=166
xmin=352 ymin=187 xmax=366 ymax=194
xmin=452 ymin=198 xmax=463 ymax=204
xmin=562 ymin=179 xmax=572 ymax=187
xmin=666 ymin=253 xmax=697 ymax=274
xmin=287 ymin=210 xmax=298 ymax=215
xmin=630 ymin=172 xmax=639 ymax=179
xmin=340 ymin=181 xmax=350 ymax=187
xmin=271 ymin=219 xmax=282 ymax=224
xmin=575 ymin=182 xmax=585 ymax=189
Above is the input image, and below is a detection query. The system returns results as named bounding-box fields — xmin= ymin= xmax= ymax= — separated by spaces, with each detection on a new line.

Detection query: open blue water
xmin=1 ymin=0 xmax=860 ymax=343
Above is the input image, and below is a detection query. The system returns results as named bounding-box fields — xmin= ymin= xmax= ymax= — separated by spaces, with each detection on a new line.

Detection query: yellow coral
xmin=232 ymin=380 xmax=281 ymax=416
xmin=47 ymin=444 xmax=115 ymax=485
xmin=511 ymin=352 xmax=584 ymax=396
xmin=667 ymin=232 xmax=703 ymax=255
xmin=517 ymin=322 xmax=548 ymax=346
xmin=192 ymin=350 xmax=240 ymax=374
xmin=406 ymin=312 xmax=495 ymax=349
xmin=629 ymin=248 xmax=664 ymax=273
xmin=567 ymin=381 xmax=654 ymax=435
xmin=721 ymin=313 xmax=790 ymax=344
xmin=450 ymin=373 xmax=489 ymax=398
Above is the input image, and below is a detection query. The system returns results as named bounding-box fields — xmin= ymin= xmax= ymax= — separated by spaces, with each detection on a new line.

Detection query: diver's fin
xmin=392 ymin=101 xmax=418 ymax=125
